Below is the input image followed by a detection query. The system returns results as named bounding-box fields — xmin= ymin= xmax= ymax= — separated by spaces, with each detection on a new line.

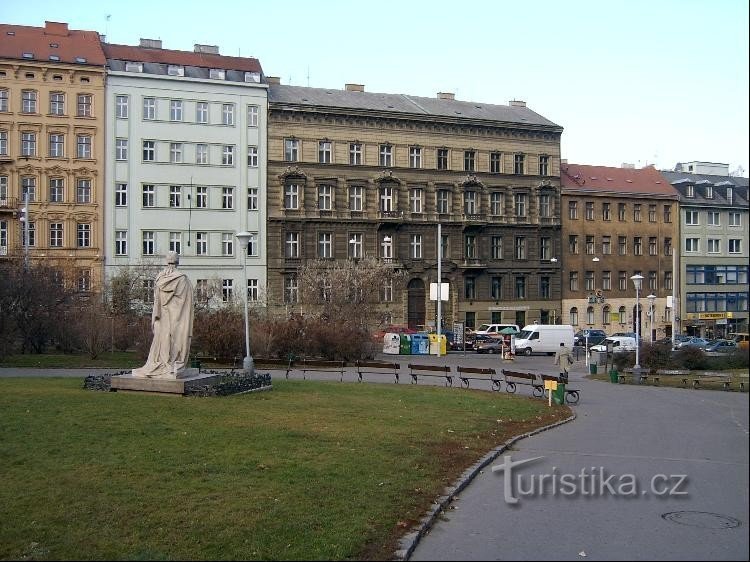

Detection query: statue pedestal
xmin=111 ymin=370 xmax=218 ymax=395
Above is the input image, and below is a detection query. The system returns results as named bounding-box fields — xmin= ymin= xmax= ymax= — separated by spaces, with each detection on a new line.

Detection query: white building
xmin=103 ymin=39 xmax=267 ymax=305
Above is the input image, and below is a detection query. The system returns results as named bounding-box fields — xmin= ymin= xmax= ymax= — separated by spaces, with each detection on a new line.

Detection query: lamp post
xmin=647 ymin=294 xmax=656 ymax=343
xmin=236 ymin=231 xmax=254 ymax=374
xmin=630 ymin=274 xmax=644 ymax=372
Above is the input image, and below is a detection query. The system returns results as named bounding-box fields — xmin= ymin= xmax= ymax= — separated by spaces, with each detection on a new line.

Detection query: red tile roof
xmin=561 ymin=163 xmax=677 ymax=196
xmin=0 ymin=21 xmax=106 ymax=66
xmin=102 ymin=43 xmax=262 ymax=73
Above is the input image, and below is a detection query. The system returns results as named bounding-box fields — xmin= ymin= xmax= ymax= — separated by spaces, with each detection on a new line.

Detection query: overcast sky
xmin=3 ymin=0 xmax=748 ymax=175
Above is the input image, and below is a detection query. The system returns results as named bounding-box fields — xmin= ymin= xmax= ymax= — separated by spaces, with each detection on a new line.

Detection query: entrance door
xmin=407 ymin=278 xmax=425 ymax=330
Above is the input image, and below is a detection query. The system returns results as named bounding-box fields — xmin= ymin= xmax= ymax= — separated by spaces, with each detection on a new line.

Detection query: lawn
xmin=587 ymin=368 xmax=748 ymax=391
xmin=0 ymin=352 xmax=141 ymax=369
xmin=0 ymin=378 xmax=568 ymax=560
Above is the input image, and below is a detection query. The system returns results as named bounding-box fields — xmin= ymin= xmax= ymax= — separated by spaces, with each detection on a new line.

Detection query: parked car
xmin=471 ymin=323 xmax=520 ymax=337
xmin=591 ymin=336 xmax=638 ymax=354
xmin=464 ymin=333 xmax=492 ymax=351
xmin=705 ymin=339 xmax=738 ymax=353
xmin=611 ymin=331 xmax=637 ymax=339
xmin=674 ymin=337 xmax=709 ymax=350
xmin=573 ymin=329 xmax=607 ymax=347
xmin=475 ymin=339 xmax=505 ymax=354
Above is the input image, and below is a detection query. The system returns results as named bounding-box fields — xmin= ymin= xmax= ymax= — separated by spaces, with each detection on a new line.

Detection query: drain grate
xmin=662 ymin=511 xmax=742 ymax=530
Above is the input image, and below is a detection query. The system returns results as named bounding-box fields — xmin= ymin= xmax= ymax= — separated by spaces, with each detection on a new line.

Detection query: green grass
xmin=588 ymin=368 xmax=749 ymax=391
xmin=0 ymin=378 xmax=567 ymax=560
xmin=0 ymin=351 xmax=141 ymax=369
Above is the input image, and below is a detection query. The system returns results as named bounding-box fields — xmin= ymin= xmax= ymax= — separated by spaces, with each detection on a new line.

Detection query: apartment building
xmin=661 ymin=163 xmax=749 ymax=338
xmin=0 ymin=21 xmax=106 ymax=290
xmin=560 ymin=164 xmax=678 ymax=341
xmin=267 ymin=82 xmax=563 ymax=330
xmin=102 ymin=39 xmax=268 ymax=305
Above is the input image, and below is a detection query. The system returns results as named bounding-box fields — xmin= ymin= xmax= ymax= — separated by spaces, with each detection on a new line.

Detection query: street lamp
xmin=647 ymin=294 xmax=656 ymax=343
xmin=630 ymin=274 xmax=644 ymax=372
xmin=236 ymin=231 xmax=254 ymax=374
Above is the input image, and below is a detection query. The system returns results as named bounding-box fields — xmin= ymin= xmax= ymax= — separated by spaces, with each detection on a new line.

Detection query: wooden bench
xmin=296 ymin=359 xmax=347 ymax=381
xmin=456 ymin=366 xmax=501 ymax=391
xmin=740 ymin=374 xmax=749 ymax=392
xmin=687 ymin=372 xmax=732 ymax=390
xmin=501 ymin=369 xmax=539 ymax=394
xmin=654 ymin=369 xmax=690 ymax=386
xmin=538 ymin=373 xmax=581 ymax=404
xmin=194 ymin=355 xmax=243 ymax=371
xmin=408 ymin=363 xmax=453 ymax=386
xmin=254 ymin=357 xmax=295 ymax=378
xmin=355 ymin=360 xmax=400 ymax=383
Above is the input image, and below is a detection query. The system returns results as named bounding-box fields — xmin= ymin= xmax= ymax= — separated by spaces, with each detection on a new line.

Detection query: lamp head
xmin=235 ymin=231 xmax=253 ymax=248
xmin=630 ymin=273 xmax=644 ymax=291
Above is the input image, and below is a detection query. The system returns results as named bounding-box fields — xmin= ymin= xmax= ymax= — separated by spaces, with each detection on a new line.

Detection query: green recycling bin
xmin=589 ymin=363 xmax=598 ymax=375
xmin=552 ymin=383 xmax=566 ymax=405
xmin=399 ymin=334 xmax=412 ymax=355
xmin=609 ymin=369 xmax=619 ymax=383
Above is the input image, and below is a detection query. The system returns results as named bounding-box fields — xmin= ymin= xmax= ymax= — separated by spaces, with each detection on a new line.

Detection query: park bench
xmin=537 ymin=373 xmax=581 ymax=404
xmin=355 ymin=360 xmax=400 ymax=383
xmin=194 ymin=355 xmax=243 ymax=371
xmin=456 ymin=366 xmax=501 ymax=391
xmin=501 ymin=369 xmax=539 ymax=394
xmin=619 ymin=368 xmax=658 ymax=385
xmin=648 ymin=369 xmax=690 ymax=386
xmin=740 ymin=374 xmax=749 ymax=392
xmin=686 ymin=372 xmax=732 ymax=390
xmin=254 ymin=357 xmax=295 ymax=378
xmin=407 ymin=363 xmax=453 ymax=386
xmin=296 ymin=359 xmax=347 ymax=381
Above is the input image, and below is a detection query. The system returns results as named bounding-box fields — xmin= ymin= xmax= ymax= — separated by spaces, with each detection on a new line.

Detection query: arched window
xmin=618 ymin=306 xmax=626 ymax=324
xmin=602 ymin=305 xmax=611 ymax=325
xmin=570 ymin=307 xmax=578 ymax=326
xmin=587 ymin=306 xmax=594 ymax=324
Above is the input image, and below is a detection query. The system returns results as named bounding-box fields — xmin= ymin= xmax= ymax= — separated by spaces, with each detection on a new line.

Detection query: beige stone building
xmin=560 ymin=163 xmax=678 ymax=341
xmin=0 ymin=21 xmax=106 ymax=290
xmin=267 ymin=82 xmax=563 ymax=330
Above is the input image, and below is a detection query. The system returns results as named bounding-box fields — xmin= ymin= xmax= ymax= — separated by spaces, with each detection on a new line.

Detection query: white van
xmin=514 ymin=324 xmax=575 ymax=356
xmin=472 ymin=323 xmax=520 ymax=337
xmin=591 ymin=336 xmax=637 ymax=353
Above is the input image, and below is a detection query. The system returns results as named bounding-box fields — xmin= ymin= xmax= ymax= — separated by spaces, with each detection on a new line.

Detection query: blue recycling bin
xmin=411 ymin=333 xmax=429 ymax=355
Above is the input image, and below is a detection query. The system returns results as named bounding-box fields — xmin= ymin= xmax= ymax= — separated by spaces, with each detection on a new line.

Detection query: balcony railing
xmin=459 ymin=258 xmax=487 ymax=268
xmin=462 ymin=213 xmax=486 ymax=223
xmin=0 ymin=197 xmax=19 ymax=210
xmin=379 ymin=211 xmax=402 ymax=220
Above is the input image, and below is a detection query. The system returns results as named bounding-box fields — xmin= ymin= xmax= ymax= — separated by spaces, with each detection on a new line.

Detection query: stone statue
xmin=132 ymin=251 xmax=194 ymax=379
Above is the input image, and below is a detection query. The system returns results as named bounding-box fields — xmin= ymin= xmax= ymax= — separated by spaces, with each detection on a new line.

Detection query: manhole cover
xmin=662 ymin=511 xmax=742 ymax=529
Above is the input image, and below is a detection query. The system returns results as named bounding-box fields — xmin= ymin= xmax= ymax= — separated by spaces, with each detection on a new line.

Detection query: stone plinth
xmin=111 ymin=370 xmax=218 ymax=395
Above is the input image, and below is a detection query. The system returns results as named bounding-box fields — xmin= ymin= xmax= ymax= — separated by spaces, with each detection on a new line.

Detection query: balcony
xmin=380 ymin=257 xmax=403 ymax=268
xmin=459 ymin=258 xmax=487 ymax=269
xmin=462 ymin=213 xmax=486 ymax=223
xmin=379 ymin=211 xmax=402 ymax=220
xmin=0 ymin=197 xmax=19 ymax=211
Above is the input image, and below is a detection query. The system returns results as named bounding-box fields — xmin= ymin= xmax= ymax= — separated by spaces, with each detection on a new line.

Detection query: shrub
xmin=640 ymin=342 xmax=673 ymax=370
xmin=192 ymin=307 xmax=244 ymax=359
xmin=674 ymin=346 xmax=708 ymax=370
xmin=613 ymin=352 xmax=635 ymax=371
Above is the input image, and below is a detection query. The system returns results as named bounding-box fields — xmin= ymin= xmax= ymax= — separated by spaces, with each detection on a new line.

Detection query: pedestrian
xmin=554 ymin=341 xmax=574 ymax=383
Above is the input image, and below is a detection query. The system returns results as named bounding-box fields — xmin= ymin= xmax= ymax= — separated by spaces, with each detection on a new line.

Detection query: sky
xmin=2 ymin=0 xmax=748 ymax=176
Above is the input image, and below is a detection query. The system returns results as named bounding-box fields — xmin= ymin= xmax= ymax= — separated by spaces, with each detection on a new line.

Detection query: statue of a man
xmin=132 ymin=251 xmax=194 ymax=379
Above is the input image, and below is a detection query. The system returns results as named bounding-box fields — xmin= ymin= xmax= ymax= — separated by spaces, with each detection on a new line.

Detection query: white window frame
xmin=409 ymin=146 xmax=422 ymax=168
xmin=143 ymin=97 xmax=156 ymax=120
xmin=379 ymin=144 xmax=392 ymax=167
xmin=115 ymin=95 xmax=128 ymax=118
xmin=49 ymin=133 xmax=65 ymax=158
xmin=76 ymin=179 xmax=91 ymax=203
xmin=196 ymin=186 xmax=207 ymax=208
xmin=222 ymin=233 xmax=233 ymax=256
xmin=247 ymin=188 xmax=259 ymax=211
xmin=142 ymin=184 xmax=155 ymax=208
xmin=410 ymin=188 xmax=423 ymax=213
xmin=285 ymin=184 xmax=299 ymax=209
xmin=77 ymin=223 xmax=91 ymax=248
xmin=196 ymin=101 xmax=209 ymax=124
xmin=247 ymin=105 xmax=259 ymax=127
xmin=77 ymin=135 xmax=92 ymax=159
xmin=196 ymin=232 xmax=208 ymax=255
xmin=222 ymin=187 xmax=234 ymax=209
xmin=115 ymin=183 xmax=127 ymax=207
xmin=115 ymin=138 xmax=128 ymax=161
xmin=318 ymin=185 xmax=332 ymax=210
xmin=410 ymin=234 xmax=422 ymax=259
xmin=285 ymin=139 xmax=299 ymax=162
xmin=247 ymin=146 xmax=259 ymax=167
xmin=170 ymin=99 xmax=183 ymax=121
xmin=142 ymin=231 xmax=155 ymax=255
xmin=169 ymin=232 xmax=182 ymax=254
xmin=349 ymin=186 xmax=363 ymax=211
xmin=50 ymin=222 xmax=63 ymax=247
xmin=115 ymin=230 xmax=127 ymax=255
xmin=196 ymin=143 xmax=208 ymax=164
xmin=222 ymin=145 xmax=234 ymax=166
xmin=142 ymin=140 xmax=155 ymax=161
xmin=170 ymin=185 xmax=182 ymax=208
xmin=222 ymin=103 xmax=234 ymax=126
xmin=170 ymin=142 xmax=183 ymax=163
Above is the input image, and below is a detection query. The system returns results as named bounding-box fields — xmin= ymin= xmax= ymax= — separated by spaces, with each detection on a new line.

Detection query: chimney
xmin=509 ymin=99 xmax=526 ymax=107
xmin=561 ymin=158 xmax=568 ymax=165
xmin=345 ymin=83 xmax=364 ymax=92
xmin=437 ymin=92 xmax=455 ymax=100
xmin=194 ymin=44 xmax=220 ymax=54
xmin=139 ymin=38 xmax=163 ymax=49
xmin=44 ymin=21 xmax=69 ymax=37
xmin=266 ymin=76 xmax=281 ymax=85
xmin=99 ymin=33 xmax=106 ymax=43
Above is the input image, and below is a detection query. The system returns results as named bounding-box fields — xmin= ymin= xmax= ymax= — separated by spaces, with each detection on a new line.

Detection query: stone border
xmin=393 ymin=411 xmax=577 ymax=561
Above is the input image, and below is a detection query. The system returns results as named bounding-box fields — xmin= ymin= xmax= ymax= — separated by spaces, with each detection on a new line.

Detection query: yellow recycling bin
xmin=429 ymin=333 xmax=447 ymax=355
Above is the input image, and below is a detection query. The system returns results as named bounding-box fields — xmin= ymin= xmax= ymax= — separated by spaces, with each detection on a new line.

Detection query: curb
xmin=393 ymin=410 xmax=577 ymax=561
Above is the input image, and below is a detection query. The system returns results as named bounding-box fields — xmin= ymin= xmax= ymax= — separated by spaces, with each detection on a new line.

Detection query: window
xmin=726 ymin=187 xmax=733 ymax=204
xmin=664 ymin=205 xmax=672 ymax=223
xmin=349 ymin=233 xmax=363 ymax=259
xmin=648 ymin=271 xmax=657 ymax=291
xmin=143 ymin=140 xmax=155 ymax=161
xmin=569 ymin=235 xmax=578 ymax=254
xmin=115 ymin=138 xmax=128 ymax=160
xmin=246 ymin=234 xmax=258 ymax=257
xmin=586 ymin=306 xmax=594 ymax=325
xmin=539 ymin=193 xmax=551 ymax=218
xmin=685 ymin=210 xmax=699 ymax=225
xmin=247 ymin=105 xmax=259 ymax=127
xmin=379 ymin=144 xmax=392 ymax=167
xmin=76 ymin=135 xmax=92 ymax=158
xmin=568 ymin=201 xmax=578 ymax=220
xmin=437 ymin=190 xmax=450 ymax=214
xmin=602 ymin=271 xmax=611 ymax=291
xmin=540 ymin=237 xmax=551 ymax=260
xmin=585 ymin=271 xmax=595 ymax=291
xmin=633 ymin=204 xmax=641 ymax=222
xmin=143 ymin=97 xmax=156 ymax=120
xmin=23 ymin=221 xmax=36 ymax=246
xmin=410 ymin=188 xmax=423 ymax=213
xmin=664 ymin=271 xmax=673 ymax=291
xmin=707 ymin=239 xmax=720 ymax=253
xmin=142 ymin=231 xmax=155 ymax=255
xmin=247 ymin=187 xmax=258 ymax=211
xmin=602 ymin=202 xmax=611 ymax=221
xmin=285 ymin=139 xmax=299 ymax=161
xmin=0 ymin=131 xmax=6 ymax=155
xmin=195 ymin=186 xmax=207 ymax=208
xmin=49 ymin=133 xmax=65 ymax=157
xmin=633 ymin=236 xmax=642 ymax=256
xmin=284 ymin=275 xmax=298 ymax=304
xmin=382 ymin=279 xmax=393 ymax=302
xmin=729 ymin=212 xmax=741 ymax=227
xmin=707 ymin=211 xmax=720 ymax=226
xmin=618 ymin=203 xmax=626 ymax=221
xmin=318 ymin=185 xmax=332 ymax=210
xmin=381 ymin=235 xmax=393 ymax=259
xmin=196 ymin=101 xmax=208 ymax=123
xmin=649 ymin=237 xmax=657 ymax=255
xmin=410 ymin=234 xmax=422 ymax=259
xmin=441 ymin=234 xmax=449 ymax=259
xmin=76 ymin=179 xmax=91 ymax=203
xmin=515 ymin=276 xmax=526 ymax=298
xmin=568 ymin=307 xmax=578 ymax=326
xmin=247 ymin=279 xmax=259 ymax=302
xmin=515 ymin=236 xmax=526 ymax=260
xmin=464 ymin=191 xmax=477 ymax=215
xmin=437 ymin=148 xmax=449 ymax=170
xmin=194 ymin=232 xmax=208 ymax=255
xmin=491 ymin=192 xmax=505 ymax=215
xmin=540 ymin=276 xmax=551 ymax=298
xmin=409 ymin=147 xmax=422 ymax=168
xmin=196 ymin=143 xmax=208 ymax=164
xmin=77 ymin=94 xmax=92 ymax=117
xmin=465 ymin=234 xmax=477 ymax=259
xmin=222 ymin=103 xmax=234 ymax=125
xmin=349 ymin=186 xmax=363 ymax=211
xmin=464 ymin=150 xmax=475 ymax=172
xmin=380 ymin=186 xmax=394 ymax=212
xmin=0 ymin=89 xmax=8 ymax=112
xmin=77 ymin=269 xmax=91 ymax=292
xmin=50 ymin=92 xmax=65 ymax=115
xmin=113 ymin=183 xmax=127 ymax=207
xmin=318 ymin=140 xmax=332 ymax=163
xmin=169 ymin=232 xmax=182 ymax=254
xmin=222 ymin=233 xmax=233 ymax=256
xmin=222 ymin=145 xmax=234 ymax=166
xmin=21 ymin=132 xmax=37 ymax=156
xmin=169 ymin=143 xmax=183 ymax=163
xmin=50 ymin=223 xmax=63 ymax=247
xmin=77 ymin=223 xmax=91 ymax=247
xmin=648 ymin=204 xmax=656 ymax=222
xmin=115 ymin=95 xmax=128 ymax=118
xmin=538 ymin=155 xmax=549 ymax=176
xmin=616 ymin=271 xmax=626 ymax=291
xmin=685 ymin=238 xmax=699 ymax=252
xmin=465 ymin=277 xmax=476 ymax=299
xmin=285 ymin=232 xmax=300 ymax=258
xmin=170 ymin=99 xmax=183 ymax=121
xmin=142 ymin=184 xmax=155 ymax=207
xmin=602 ymin=236 xmax=611 ymax=255
xmin=585 ymin=202 xmax=594 ymax=220
xmin=49 ymin=178 xmax=64 ymax=202
xmin=349 ymin=142 xmax=362 ymax=165
xmin=514 ymin=153 xmax=525 ymax=174
xmin=115 ymin=230 xmax=127 ymax=255
xmin=210 ymin=68 xmax=226 ymax=80
xmin=284 ymin=184 xmax=299 ymax=209
xmin=22 ymin=177 xmax=36 ymax=201
xmin=569 ymin=271 xmax=579 ymax=291
xmin=618 ymin=236 xmax=627 ymax=255
xmin=728 ymin=239 xmax=741 ymax=254
xmin=318 ymin=232 xmax=333 ymax=258
xmin=515 ymin=193 xmax=527 ymax=217
xmin=222 ymin=279 xmax=233 ymax=302
xmin=491 ymin=236 xmax=503 ymax=260
xmin=586 ymin=235 xmax=595 ymax=255
xmin=490 ymin=152 xmax=502 ymax=173
xmin=222 ymin=187 xmax=234 ymax=209
xmin=664 ymin=237 xmax=672 ymax=256
xmin=22 ymin=90 xmax=37 ymax=113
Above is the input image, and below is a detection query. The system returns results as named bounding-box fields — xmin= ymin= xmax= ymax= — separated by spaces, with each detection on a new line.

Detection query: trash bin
xmin=609 ymin=369 xmax=619 ymax=383
xmin=399 ymin=334 xmax=412 ymax=355
xmin=383 ymin=333 xmax=401 ymax=355
xmin=411 ymin=333 xmax=429 ymax=355
xmin=552 ymin=383 xmax=566 ymax=405
xmin=190 ymin=358 xmax=201 ymax=369
xmin=589 ymin=363 xmax=598 ymax=375
xmin=428 ymin=333 xmax=447 ymax=355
